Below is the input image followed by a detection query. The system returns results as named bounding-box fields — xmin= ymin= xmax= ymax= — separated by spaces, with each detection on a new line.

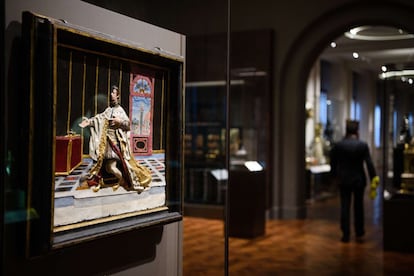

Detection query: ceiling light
xmin=345 ymin=26 xmax=414 ymax=41
xmin=330 ymin=42 xmax=337 ymax=48
xmin=378 ymin=70 xmax=414 ymax=79
xmin=381 ymin=65 xmax=387 ymax=72
xmin=352 ymin=52 xmax=359 ymax=59
xmin=409 ymin=78 xmax=413 ymax=84
xmin=350 ymin=28 xmax=358 ymax=35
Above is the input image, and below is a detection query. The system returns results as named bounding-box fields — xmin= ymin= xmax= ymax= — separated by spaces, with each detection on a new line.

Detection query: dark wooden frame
xmin=22 ymin=11 xmax=184 ymax=256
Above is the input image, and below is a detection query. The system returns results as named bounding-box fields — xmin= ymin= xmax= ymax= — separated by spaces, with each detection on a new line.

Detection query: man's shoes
xmin=341 ymin=235 xmax=350 ymax=243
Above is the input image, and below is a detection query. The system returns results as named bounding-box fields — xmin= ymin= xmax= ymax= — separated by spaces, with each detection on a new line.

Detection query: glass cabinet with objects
xmin=184 ymin=30 xmax=273 ymax=218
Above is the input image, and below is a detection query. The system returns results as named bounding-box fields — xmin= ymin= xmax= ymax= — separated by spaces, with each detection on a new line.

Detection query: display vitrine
xmin=22 ymin=11 xmax=184 ymax=256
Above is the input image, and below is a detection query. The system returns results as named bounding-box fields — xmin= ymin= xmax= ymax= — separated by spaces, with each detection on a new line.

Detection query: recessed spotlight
xmin=381 ymin=65 xmax=387 ymax=72
xmin=330 ymin=42 xmax=337 ymax=48
xmin=409 ymin=78 xmax=413 ymax=84
xmin=352 ymin=52 xmax=359 ymax=59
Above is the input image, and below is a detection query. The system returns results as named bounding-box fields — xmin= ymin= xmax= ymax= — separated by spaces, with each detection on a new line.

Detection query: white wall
xmin=5 ymin=0 xmax=184 ymax=55
xmin=355 ymin=71 xmax=378 ymax=165
xmin=329 ymin=61 xmax=352 ymax=141
xmin=356 ymin=71 xmax=377 ymax=145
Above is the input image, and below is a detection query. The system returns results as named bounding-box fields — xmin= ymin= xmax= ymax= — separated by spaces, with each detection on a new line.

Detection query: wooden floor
xmin=183 ymin=195 xmax=414 ymax=275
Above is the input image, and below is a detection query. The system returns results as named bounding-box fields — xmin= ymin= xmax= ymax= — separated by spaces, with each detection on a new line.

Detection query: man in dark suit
xmin=330 ymin=120 xmax=378 ymax=243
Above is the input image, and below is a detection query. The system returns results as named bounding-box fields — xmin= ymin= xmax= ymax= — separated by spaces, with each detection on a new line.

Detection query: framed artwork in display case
xmin=21 ymin=11 xmax=184 ymax=256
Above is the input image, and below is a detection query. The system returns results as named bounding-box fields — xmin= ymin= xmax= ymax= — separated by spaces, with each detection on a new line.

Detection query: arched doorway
xmin=278 ymin=2 xmax=414 ymax=220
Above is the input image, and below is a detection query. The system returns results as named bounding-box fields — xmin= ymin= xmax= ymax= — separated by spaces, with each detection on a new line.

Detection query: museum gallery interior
xmin=3 ymin=0 xmax=414 ymax=275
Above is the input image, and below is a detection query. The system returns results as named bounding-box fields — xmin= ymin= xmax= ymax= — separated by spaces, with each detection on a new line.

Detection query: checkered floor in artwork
xmin=53 ymin=154 xmax=167 ymax=227
xmin=54 ymin=154 xmax=166 ymax=197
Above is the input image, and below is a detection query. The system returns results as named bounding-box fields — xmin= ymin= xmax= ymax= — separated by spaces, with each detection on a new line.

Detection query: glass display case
xmin=382 ymin=77 xmax=414 ymax=194
xmin=20 ymin=11 xmax=184 ymax=255
xmin=184 ymin=30 xmax=273 ymax=214
xmin=184 ymin=84 xmax=226 ymax=205
xmin=381 ymin=72 xmax=414 ymax=252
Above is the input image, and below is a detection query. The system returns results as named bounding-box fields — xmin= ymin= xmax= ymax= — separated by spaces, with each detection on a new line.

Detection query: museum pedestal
xmin=228 ymin=165 xmax=266 ymax=238
xmin=305 ymin=164 xmax=333 ymax=202
xmin=383 ymin=192 xmax=414 ymax=252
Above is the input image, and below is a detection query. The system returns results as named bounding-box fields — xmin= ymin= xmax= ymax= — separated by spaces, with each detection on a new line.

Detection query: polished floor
xmin=183 ymin=194 xmax=414 ymax=275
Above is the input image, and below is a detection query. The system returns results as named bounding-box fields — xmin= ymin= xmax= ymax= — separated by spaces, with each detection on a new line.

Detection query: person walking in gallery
xmin=79 ymin=85 xmax=152 ymax=192
xmin=329 ymin=120 xmax=378 ymax=243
